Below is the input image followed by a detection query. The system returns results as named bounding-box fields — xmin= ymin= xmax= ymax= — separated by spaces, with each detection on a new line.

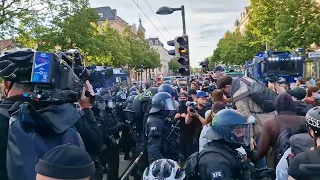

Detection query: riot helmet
xmin=214 ymin=65 xmax=225 ymax=73
xmin=150 ymin=87 xmax=158 ymax=96
xmin=104 ymin=94 xmax=115 ymax=109
xmin=94 ymin=94 xmax=106 ymax=110
xmin=129 ymin=86 xmax=137 ymax=93
xmin=149 ymin=92 xmax=175 ymax=114
xmin=159 ymin=84 xmax=175 ymax=97
xmin=130 ymin=91 xmax=138 ymax=96
xmin=143 ymin=159 xmax=185 ymax=180
xmin=115 ymin=91 xmax=127 ymax=102
xmin=204 ymin=109 xmax=250 ymax=149
xmin=306 ymin=107 xmax=320 ymax=142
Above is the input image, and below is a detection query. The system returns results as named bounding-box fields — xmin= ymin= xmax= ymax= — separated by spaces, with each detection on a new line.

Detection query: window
xmin=98 ymin=13 xmax=103 ymax=18
xmin=149 ymin=41 xmax=153 ymax=45
xmin=155 ymin=40 xmax=159 ymax=45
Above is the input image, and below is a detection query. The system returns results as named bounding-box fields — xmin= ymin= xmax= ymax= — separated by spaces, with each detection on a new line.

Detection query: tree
xmin=210 ymin=31 xmax=258 ymax=65
xmin=168 ymin=57 xmax=179 ymax=74
xmin=245 ymin=0 xmax=278 ymax=48
xmin=274 ymin=0 xmax=320 ymax=49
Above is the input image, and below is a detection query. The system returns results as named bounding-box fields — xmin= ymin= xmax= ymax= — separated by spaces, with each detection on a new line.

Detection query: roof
xmin=138 ymin=17 xmax=145 ymax=33
xmin=0 ymin=39 xmax=15 ymax=50
xmin=234 ymin=19 xmax=240 ymax=26
xmin=94 ymin=6 xmax=117 ymax=21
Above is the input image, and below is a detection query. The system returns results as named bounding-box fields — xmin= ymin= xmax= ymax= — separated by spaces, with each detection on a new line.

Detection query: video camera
xmin=264 ymin=74 xmax=278 ymax=83
xmin=186 ymin=101 xmax=197 ymax=113
xmin=0 ymin=48 xmax=91 ymax=104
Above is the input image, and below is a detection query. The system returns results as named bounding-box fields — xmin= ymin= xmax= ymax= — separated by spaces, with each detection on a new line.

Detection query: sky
xmin=89 ymin=0 xmax=248 ymax=67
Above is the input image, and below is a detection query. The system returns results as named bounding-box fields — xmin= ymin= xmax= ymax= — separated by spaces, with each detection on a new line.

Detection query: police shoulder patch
xmin=211 ymin=170 xmax=224 ymax=179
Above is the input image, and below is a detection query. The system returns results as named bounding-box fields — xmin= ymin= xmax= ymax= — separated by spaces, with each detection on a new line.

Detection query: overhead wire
xmin=132 ymin=0 xmax=168 ymax=41
xmin=143 ymin=0 xmax=169 ymax=33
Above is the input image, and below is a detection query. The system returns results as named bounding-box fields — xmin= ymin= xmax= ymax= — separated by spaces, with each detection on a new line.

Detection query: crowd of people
xmin=1 ymin=49 xmax=320 ymax=180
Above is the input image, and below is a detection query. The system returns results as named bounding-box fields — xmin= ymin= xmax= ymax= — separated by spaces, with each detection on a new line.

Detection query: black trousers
xmin=100 ymin=144 xmax=120 ymax=180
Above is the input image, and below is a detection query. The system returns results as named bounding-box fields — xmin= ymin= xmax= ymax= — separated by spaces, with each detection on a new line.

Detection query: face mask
xmin=107 ymin=100 xmax=115 ymax=108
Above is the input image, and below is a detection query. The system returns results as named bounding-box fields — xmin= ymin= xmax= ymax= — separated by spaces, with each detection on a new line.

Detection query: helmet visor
xmin=163 ymin=98 xmax=175 ymax=111
xmin=223 ymin=124 xmax=250 ymax=147
xmin=107 ymin=100 xmax=115 ymax=108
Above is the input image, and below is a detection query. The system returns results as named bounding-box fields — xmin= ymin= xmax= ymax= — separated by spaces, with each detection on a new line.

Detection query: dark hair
xmin=216 ymin=75 xmax=232 ymax=89
xmin=297 ymin=77 xmax=306 ymax=85
xmin=212 ymin=89 xmax=224 ymax=102
xmin=307 ymin=86 xmax=320 ymax=97
xmin=212 ymin=102 xmax=225 ymax=113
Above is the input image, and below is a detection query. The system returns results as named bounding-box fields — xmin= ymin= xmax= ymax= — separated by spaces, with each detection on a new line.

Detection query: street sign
xmin=308 ymin=52 xmax=320 ymax=58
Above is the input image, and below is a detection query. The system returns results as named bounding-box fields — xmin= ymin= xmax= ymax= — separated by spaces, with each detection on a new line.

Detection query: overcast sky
xmin=90 ymin=0 xmax=248 ymax=67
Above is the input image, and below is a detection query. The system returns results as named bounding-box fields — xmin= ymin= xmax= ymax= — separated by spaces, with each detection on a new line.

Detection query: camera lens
xmin=190 ymin=108 xmax=194 ymax=113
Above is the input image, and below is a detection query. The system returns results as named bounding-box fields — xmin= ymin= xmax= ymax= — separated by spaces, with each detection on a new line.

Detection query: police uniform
xmin=198 ymin=141 xmax=242 ymax=180
xmin=197 ymin=109 xmax=252 ymax=180
xmin=145 ymin=114 xmax=179 ymax=163
xmin=145 ymin=92 xmax=180 ymax=164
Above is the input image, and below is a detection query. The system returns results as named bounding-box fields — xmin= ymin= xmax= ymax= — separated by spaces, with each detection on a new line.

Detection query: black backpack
xmin=184 ymin=145 xmax=235 ymax=180
xmin=241 ymin=78 xmax=277 ymax=113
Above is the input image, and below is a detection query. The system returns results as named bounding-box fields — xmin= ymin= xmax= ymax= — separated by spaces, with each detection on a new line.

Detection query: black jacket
xmin=145 ymin=113 xmax=179 ymax=164
xmin=0 ymin=98 xmax=103 ymax=180
xmin=101 ymin=108 xmax=119 ymax=137
xmin=198 ymin=141 xmax=242 ymax=180
xmin=293 ymin=101 xmax=313 ymax=116
xmin=74 ymin=107 xmax=103 ymax=157
xmin=0 ymin=98 xmax=15 ymax=180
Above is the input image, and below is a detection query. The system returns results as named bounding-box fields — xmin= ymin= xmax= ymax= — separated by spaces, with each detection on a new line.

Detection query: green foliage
xmin=274 ymin=0 xmax=320 ymax=49
xmin=209 ymin=0 xmax=320 ymax=66
xmin=208 ymin=31 xmax=258 ymax=65
xmin=14 ymin=0 xmax=161 ymax=70
xmin=168 ymin=57 xmax=180 ymax=74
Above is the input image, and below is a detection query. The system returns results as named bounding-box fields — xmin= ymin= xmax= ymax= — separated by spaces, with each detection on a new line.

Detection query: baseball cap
xmin=188 ymin=89 xmax=197 ymax=95
xmin=197 ymin=91 xmax=209 ymax=98
xmin=287 ymin=87 xmax=306 ymax=100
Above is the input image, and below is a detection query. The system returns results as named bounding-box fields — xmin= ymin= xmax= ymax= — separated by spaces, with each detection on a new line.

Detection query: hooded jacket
xmin=257 ymin=93 xmax=305 ymax=167
xmin=293 ymin=101 xmax=313 ymax=116
xmin=230 ymin=77 xmax=276 ymax=137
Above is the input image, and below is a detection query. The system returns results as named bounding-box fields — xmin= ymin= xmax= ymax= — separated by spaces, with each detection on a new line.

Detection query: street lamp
xmin=156 ymin=5 xmax=186 ymax=35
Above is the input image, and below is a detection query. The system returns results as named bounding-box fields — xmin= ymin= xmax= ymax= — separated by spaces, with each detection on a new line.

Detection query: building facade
xmin=147 ymin=37 xmax=172 ymax=77
xmin=232 ymin=6 xmax=250 ymax=34
xmin=95 ymin=6 xmax=134 ymax=34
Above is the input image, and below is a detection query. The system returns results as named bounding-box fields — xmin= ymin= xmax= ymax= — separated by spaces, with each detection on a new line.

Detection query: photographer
xmin=0 ymin=49 xmax=103 ymax=180
xmin=185 ymin=91 xmax=210 ymax=153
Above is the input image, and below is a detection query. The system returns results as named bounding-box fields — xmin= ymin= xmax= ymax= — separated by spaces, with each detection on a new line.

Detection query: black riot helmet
xmin=149 ymin=92 xmax=175 ymax=114
xmin=94 ymin=94 xmax=106 ymax=110
xmin=204 ymin=109 xmax=250 ymax=149
xmin=158 ymin=84 xmax=175 ymax=97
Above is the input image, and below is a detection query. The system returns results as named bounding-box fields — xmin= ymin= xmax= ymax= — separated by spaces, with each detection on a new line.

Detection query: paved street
xmin=103 ymin=154 xmax=133 ymax=180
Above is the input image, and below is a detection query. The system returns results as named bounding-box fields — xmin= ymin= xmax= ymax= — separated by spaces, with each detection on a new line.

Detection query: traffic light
xmin=167 ymin=35 xmax=190 ymax=76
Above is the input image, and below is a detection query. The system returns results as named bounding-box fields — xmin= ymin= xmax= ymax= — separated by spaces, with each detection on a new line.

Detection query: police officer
xmin=198 ymin=109 xmax=250 ymax=179
xmin=101 ymin=94 xmax=120 ymax=180
xmin=158 ymin=84 xmax=179 ymax=110
xmin=92 ymin=94 xmax=113 ymax=179
xmin=132 ymin=81 xmax=155 ymax=180
xmin=146 ymin=92 xmax=180 ymax=164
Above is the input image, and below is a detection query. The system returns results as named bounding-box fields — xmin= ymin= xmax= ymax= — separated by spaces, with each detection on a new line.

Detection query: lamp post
xmin=156 ymin=5 xmax=187 ymax=35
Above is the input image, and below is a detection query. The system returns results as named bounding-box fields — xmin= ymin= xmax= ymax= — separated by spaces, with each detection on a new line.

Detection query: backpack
xmin=184 ymin=145 xmax=235 ymax=180
xmin=241 ymin=78 xmax=277 ymax=113
xmin=276 ymin=129 xmax=292 ymax=163
xmin=6 ymin=102 xmax=84 ymax=180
